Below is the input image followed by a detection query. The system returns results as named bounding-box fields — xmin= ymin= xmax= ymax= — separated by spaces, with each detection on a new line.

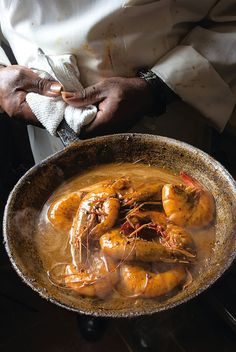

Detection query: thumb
xmin=25 ymin=77 xmax=63 ymax=97
xmin=61 ymin=84 xmax=102 ymax=107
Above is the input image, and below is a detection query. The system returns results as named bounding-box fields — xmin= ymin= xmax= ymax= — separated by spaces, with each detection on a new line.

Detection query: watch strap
xmin=137 ymin=68 xmax=167 ymax=116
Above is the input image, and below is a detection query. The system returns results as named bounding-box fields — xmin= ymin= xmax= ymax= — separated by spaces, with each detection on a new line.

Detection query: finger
xmin=80 ymin=102 xmax=116 ymax=138
xmin=24 ymin=76 xmax=63 ymax=97
xmin=19 ymin=101 xmax=42 ymax=125
xmin=80 ymin=113 xmax=107 ymax=137
xmin=62 ymin=84 xmax=103 ymax=107
xmin=7 ymin=66 xmax=63 ymax=97
xmin=82 ymin=100 xmax=135 ymax=138
xmin=5 ymin=91 xmax=41 ymax=125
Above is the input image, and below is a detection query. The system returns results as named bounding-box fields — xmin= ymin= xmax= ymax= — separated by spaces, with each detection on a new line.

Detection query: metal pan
xmin=3 ymin=127 xmax=236 ymax=317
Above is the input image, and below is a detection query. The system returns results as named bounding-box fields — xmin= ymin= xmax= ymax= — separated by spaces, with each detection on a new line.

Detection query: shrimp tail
xmin=180 ymin=171 xmax=201 ymax=189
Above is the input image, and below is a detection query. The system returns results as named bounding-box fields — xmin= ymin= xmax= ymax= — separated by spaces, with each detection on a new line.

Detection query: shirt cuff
xmin=152 ymin=45 xmax=235 ymax=132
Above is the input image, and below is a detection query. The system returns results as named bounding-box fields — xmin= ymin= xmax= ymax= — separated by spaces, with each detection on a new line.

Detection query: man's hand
xmin=0 ymin=65 xmax=62 ymax=125
xmin=62 ymin=77 xmax=155 ymax=138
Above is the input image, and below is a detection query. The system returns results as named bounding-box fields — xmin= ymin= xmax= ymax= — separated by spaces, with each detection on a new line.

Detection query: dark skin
xmin=0 ymin=65 xmax=155 ymax=137
xmin=0 ymin=65 xmax=62 ymax=125
xmin=61 ymin=77 xmax=156 ymax=138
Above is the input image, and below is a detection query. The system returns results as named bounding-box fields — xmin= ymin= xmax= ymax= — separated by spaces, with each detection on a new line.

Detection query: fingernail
xmin=61 ymin=91 xmax=76 ymax=99
xmin=50 ymin=82 xmax=63 ymax=93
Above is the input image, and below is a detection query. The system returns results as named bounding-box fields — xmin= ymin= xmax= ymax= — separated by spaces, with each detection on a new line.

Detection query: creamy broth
xmin=36 ymin=162 xmax=216 ymax=300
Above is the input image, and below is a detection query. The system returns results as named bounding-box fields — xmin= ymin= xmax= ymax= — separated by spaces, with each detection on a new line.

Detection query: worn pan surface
xmin=3 ymin=133 xmax=236 ymax=317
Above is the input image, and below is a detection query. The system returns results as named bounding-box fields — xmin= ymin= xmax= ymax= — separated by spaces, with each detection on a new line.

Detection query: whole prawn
xmin=70 ymin=177 xmax=130 ymax=267
xmin=120 ymin=263 xmax=186 ymax=298
xmin=122 ymin=204 xmax=196 ymax=259
xmin=100 ymin=227 xmax=195 ymax=263
xmin=123 ymin=183 xmax=163 ymax=206
xmin=46 ymin=179 xmax=116 ymax=231
xmin=162 ymin=172 xmax=215 ymax=228
xmin=64 ymin=255 xmax=119 ymax=298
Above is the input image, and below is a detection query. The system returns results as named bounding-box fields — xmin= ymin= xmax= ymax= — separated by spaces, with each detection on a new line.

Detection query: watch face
xmin=138 ymin=69 xmax=158 ymax=81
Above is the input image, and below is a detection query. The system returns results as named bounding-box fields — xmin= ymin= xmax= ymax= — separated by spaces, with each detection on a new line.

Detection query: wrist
xmin=137 ymin=68 xmax=178 ymax=116
xmin=129 ymin=76 xmax=157 ymax=115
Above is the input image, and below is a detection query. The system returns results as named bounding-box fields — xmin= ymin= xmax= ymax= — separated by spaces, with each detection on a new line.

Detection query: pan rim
xmin=3 ymin=133 xmax=236 ymax=317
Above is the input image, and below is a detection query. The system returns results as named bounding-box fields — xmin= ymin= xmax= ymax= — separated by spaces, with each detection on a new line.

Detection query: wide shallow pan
xmin=3 ymin=132 xmax=236 ymax=317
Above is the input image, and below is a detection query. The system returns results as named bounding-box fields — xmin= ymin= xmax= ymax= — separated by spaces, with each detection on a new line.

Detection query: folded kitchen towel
xmin=26 ymin=49 xmax=97 ymax=136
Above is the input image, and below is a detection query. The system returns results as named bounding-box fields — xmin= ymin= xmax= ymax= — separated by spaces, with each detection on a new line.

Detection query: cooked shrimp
xmin=124 ymin=206 xmax=196 ymax=258
xmin=79 ymin=179 xmax=113 ymax=192
xmin=70 ymin=201 xmax=97 ymax=267
xmin=162 ymin=172 xmax=215 ymax=227
xmin=123 ymin=183 xmax=163 ymax=206
xmin=47 ymin=179 xmax=117 ymax=232
xmin=47 ymin=191 xmax=83 ymax=231
xmin=64 ymin=255 xmax=118 ymax=298
xmin=89 ymin=197 xmax=120 ymax=238
xmin=100 ymin=228 xmax=194 ymax=263
xmin=70 ymin=177 xmax=130 ymax=267
xmin=126 ymin=206 xmax=166 ymax=230
xmin=160 ymin=224 xmax=196 ymax=258
xmin=120 ymin=263 xmax=186 ymax=298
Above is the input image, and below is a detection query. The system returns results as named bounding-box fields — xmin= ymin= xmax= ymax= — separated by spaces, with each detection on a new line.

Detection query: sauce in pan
xmin=36 ymin=163 xmax=216 ymax=301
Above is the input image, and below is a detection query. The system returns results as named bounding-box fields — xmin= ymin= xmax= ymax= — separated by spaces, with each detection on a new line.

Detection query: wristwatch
xmin=137 ymin=68 xmax=169 ymax=116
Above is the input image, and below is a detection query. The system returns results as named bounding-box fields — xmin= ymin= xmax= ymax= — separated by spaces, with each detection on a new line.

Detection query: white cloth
xmin=0 ymin=0 xmax=235 ymax=160
xmin=26 ymin=51 xmax=97 ymax=136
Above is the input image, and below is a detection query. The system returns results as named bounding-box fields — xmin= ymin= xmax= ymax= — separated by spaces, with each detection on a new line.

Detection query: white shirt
xmin=0 ymin=0 xmax=235 ymax=161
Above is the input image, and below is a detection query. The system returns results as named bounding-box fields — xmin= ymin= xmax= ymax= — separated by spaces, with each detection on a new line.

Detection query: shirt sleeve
xmin=0 ymin=23 xmax=10 ymax=66
xmin=152 ymin=0 xmax=236 ymax=132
